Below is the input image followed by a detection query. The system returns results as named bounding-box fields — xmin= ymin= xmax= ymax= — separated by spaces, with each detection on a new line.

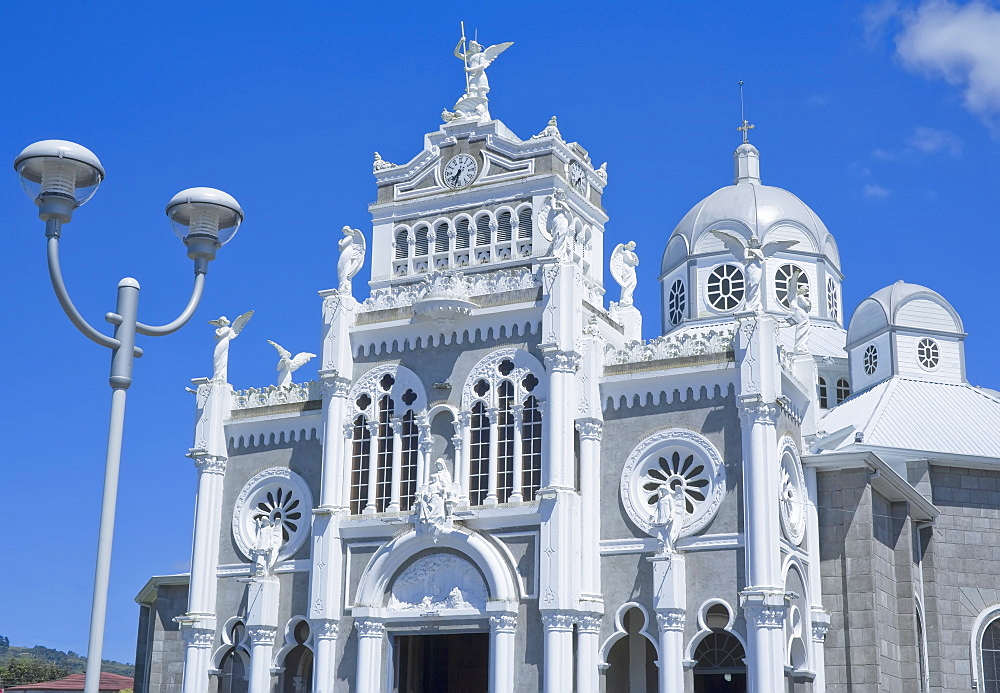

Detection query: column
xmin=417 ymin=415 xmax=432 ymax=487
xmin=246 ymin=626 xmax=277 ymax=693
xmin=364 ymin=421 xmax=380 ymax=514
xmin=541 ymin=351 xmax=579 ymax=490
xmin=488 ymin=613 xmax=517 ymax=693
xmin=576 ymin=419 xmax=603 ymax=599
xmin=576 ymin=615 xmax=602 ymax=693
xmin=310 ymin=620 xmax=339 ymax=693
xmin=509 ymin=405 xmax=524 ymax=503
xmin=179 ymin=628 xmax=214 ymax=693
xmin=650 ymin=552 xmax=686 ymax=693
xmin=388 ymin=418 xmax=402 ymax=512
xmin=355 ymin=619 xmax=385 ymax=693
xmin=805 ymin=465 xmax=829 ymax=691
xmin=485 ymin=407 xmax=499 ymax=506
xmin=320 ymin=377 xmax=351 ymax=508
xmin=540 ymin=611 xmax=575 ymax=693
xmin=456 ymin=412 xmax=471 ymax=506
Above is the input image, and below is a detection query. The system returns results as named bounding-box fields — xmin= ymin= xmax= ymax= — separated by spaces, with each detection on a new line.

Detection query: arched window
xmin=817 ymin=377 xmax=828 ymax=409
xmin=394 ymin=228 xmax=409 ymax=260
xmin=455 ymin=218 xmax=471 ymax=249
xmin=983 ymin=619 xmax=1000 ymax=693
xmin=218 ymin=620 xmax=249 ymax=693
xmin=836 ymin=378 xmax=850 ymax=404
xmin=414 ymin=225 xmax=429 ymax=257
xmin=464 ymin=350 xmax=545 ymax=505
xmin=693 ymin=630 xmax=747 ymax=692
xmin=279 ymin=620 xmax=313 ymax=693
xmin=475 ymin=215 xmax=492 ymax=246
xmin=434 ymin=221 xmax=450 ymax=253
xmin=348 ymin=369 xmax=426 ymax=515
xmin=517 ymin=206 xmax=532 ymax=238
xmin=496 ymin=210 xmax=513 ymax=242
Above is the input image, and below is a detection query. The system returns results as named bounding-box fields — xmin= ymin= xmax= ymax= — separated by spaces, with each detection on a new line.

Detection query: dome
xmin=661 ymin=144 xmax=840 ymax=274
xmin=847 ymin=280 xmax=964 ymax=346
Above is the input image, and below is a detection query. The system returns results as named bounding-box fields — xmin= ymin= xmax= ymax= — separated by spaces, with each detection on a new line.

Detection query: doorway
xmin=692 ymin=630 xmax=747 ymax=693
xmin=394 ymin=633 xmax=489 ymax=693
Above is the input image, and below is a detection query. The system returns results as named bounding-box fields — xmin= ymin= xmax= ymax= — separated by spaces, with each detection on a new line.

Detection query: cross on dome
xmin=737 ymin=80 xmax=755 ymax=143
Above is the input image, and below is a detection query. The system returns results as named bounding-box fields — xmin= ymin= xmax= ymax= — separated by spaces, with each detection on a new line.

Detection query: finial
xmin=737 ymin=80 xmax=755 ymax=144
xmin=373 ymin=151 xmax=395 ymax=172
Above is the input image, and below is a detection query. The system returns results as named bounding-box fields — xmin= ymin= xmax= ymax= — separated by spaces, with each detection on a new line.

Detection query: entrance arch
xmin=692 ymin=630 xmax=747 ymax=693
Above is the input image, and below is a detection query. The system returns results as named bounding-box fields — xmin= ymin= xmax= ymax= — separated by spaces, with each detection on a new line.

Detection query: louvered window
xmin=518 ymin=207 xmax=532 ymax=238
xmin=476 ymin=216 xmax=492 ymax=246
xmin=414 ymin=226 xmax=429 ymax=256
xmin=455 ymin=218 xmax=470 ymax=249
xmin=497 ymin=211 xmax=512 ymax=242
xmin=394 ymin=229 xmax=409 ymax=259
xmin=435 ymin=222 xmax=450 ymax=252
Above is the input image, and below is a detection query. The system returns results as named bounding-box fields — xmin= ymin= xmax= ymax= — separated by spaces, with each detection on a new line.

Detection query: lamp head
xmin=14 ymin=140 xmax=105 ymax=222
xmin=166 ymin=187 xmax=243 ymax=263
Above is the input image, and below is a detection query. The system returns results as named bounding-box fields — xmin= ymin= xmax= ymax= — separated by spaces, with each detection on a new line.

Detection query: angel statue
xmin=710 ymin=230 xmax=798 ymax=312
xmin=538 ymin=190 xmax=573 ymax=260
xmin=651 ymin=484 xmax=687 ymax=555
xmin=267 ymin=340 xmax=317 ymax=387
xmin=443 ymin=27 xmax=513 ymax=122
xmin=786 ymin=267 xmax=812 ymax=353
xmin=610 ymin=241 xmax=640 ymax=306
xmin=337 ymin=226 xmax=366 ymax=294
xmin=208 ymin=310 xmax=253 ymax=382
xmin=249 ymin=515 xmax=282 ymax=577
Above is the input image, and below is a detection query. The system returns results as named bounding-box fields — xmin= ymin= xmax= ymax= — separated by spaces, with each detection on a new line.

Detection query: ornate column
xmin=364 ymin=421 xmax=380 ymax=514
xmin=488 ymin=613 xmax=517 ymax=693
xmin=540 ymin=611 xmax=575 ymax=693
xmin=354 ymin=619 xmax=385 ymax=693
xmin=811 ymin=618 xmax=830 ymax=692
xmin=576 ymin=419 xmax=603 ymax=600
xmin=804 ymin=465 xmax=829 ymax=690
xmin=388 ymin=418 xmax=402 ymax=512
xmin=650 ymin=550 xmax=686 ymax=693
xmin=178 ymin=378 xmax=231 ymax=693
xmin=509 ymin=404 xmax=524 ymax=503
xmin=246 ymin=625 xmax=277 ymax=693
xmin=417 ymin=415 xmax=432 ymax=487
xmin=310 ymin=620 xmax=339 ymax=693
xmin=485 ymin=407 xmax=499 ymax=506
xmin=456 ymin=412 xmax=471 ymax=506
xmin=541 ymin=350 xmax=579 ymax=490
xmin=576 ymin=615 xmax=602 ymax=693
xmin=319 ymin=376 xmax=351 ymax=508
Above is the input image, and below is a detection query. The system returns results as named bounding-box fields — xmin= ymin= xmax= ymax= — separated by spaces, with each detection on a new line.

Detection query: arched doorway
xmin=692 ymin=630 xmax=747 ymax=693
xmin=605 ymin=607 xmax=657 ymax=693
xmin=281 ymin=620 xmax=313 ymax=693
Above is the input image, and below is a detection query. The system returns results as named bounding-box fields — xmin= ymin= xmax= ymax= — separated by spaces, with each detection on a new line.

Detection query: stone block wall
xmin=143 ymin=583 xmax=189 ymax=693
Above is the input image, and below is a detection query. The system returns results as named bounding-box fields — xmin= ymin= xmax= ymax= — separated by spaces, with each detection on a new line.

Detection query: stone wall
xmin=143 ymin=583 xmax=189 ymax=693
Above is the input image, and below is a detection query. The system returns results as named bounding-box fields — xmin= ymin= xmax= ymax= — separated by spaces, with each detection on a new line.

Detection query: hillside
xmin=0 ymin=637 xmax=133 ymax=686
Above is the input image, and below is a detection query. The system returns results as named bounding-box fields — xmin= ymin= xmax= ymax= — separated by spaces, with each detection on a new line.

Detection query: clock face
xmin=443 ymin=153 xmax=478 ymax=188
xmin=569 ymin=161 xmax=587 ymax=193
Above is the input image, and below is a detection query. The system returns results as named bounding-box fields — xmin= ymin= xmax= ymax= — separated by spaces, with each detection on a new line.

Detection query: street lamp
xmin=14 ymin=140 xmax=242 ymax=693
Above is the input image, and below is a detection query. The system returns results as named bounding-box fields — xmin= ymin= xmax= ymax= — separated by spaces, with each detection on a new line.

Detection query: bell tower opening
xmin=394 ymin=633 xmax=489 ymax=693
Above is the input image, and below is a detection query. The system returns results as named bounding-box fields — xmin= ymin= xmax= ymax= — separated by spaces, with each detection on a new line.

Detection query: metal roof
xmin=819 ymin=377 xmax=1000 ymax=460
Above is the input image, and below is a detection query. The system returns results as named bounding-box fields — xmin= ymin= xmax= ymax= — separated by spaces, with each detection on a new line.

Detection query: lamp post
xmin=14 ymin=140 xmax=243 ymax=693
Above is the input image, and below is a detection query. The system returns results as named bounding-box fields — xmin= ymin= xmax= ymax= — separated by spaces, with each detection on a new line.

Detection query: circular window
xmin=620 ymin=429 xmax=726 ymax=537
xmin=775 ymin=264 xmax=809 ymax=308
xmin=917 ymin=338 xmax=940 ymax=370
xmin=706 ymin=264 xmax=745 ymax=311
xmin=668 ymin=279 xmax=686 ymax=326
xmin=779 ymin=440 xmax=806 ymax=545
xmin=863 ymin=345 xmax=878 ymax=375
xmin=233 ymin=468 xmax=313 ymax=564
xmin=827 ymin=278 xmax=839 ymax=321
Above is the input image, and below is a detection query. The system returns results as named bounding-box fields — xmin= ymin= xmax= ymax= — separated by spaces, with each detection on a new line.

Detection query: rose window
xmin=917 ymin=338 xmax=939 ymax=369
xmin=641 ymin=450 xmax=710 ymax=514
xmin=863 ymin=345 xmax=878 ymax=375
xmin=778 ymin=442 xmax=806 ymax=545
xmin=668 ymin=279 xmax=686 ymax=326
xmin=707 ymin=264 xmax=745 ymax=311
xmin=775 ymin=264 xmax=809 ymax=309
xmin=620 ymin=429 xmax=725 ymax=537
xmin=233 ymin=468 xmax=313 ymax=564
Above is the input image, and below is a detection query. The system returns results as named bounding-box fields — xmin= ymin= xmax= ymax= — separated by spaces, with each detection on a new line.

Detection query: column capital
xmin=246 ymin=625 xmax=277 ymax=645
xmin=320 ymin=376 xmax=351 ymax=398
xmin=542 ymin=350 xmax=581 ymax=373
xmin=390 ymin=418 xmax=402 ymax=435
xmin=738 ymin=397 xmax=779 ymax=425
xmin=457 ymin=411 xmax=472 ymax=427
xmin=486 ymin=407 xmax=500 ymax=424
xmin=355 ymin=619 xmax=386 ymax=639
xmin=489 ymin=613 xmax=518 ymax=633
xmin=540 ymin=610 xmax=576 ymax=632
xmin=311 ymin=619 xmax=340 ymax=640
xmin=575 ymin=419 xmax=604 ymax=441
xmin=366 ymin=421 xmax=380 ymax=437
xmin=655 ymin=609 xmax=686 ymax=633
xmin=192 ymin=454 xmax=227 ymax=476
xmin=812 ymin=621 xmax=830 ymax=643
xmin=180 ymin=626 xmax=216 ymax=648
xmin=577 ymin=615 xmax=602 ymax=634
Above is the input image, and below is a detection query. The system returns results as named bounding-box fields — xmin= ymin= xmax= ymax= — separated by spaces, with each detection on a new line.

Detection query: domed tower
xmin=659 ymin=141 xmax=845 ymax=354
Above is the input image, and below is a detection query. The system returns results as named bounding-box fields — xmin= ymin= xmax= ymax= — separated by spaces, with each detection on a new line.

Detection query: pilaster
xmin=650 ymin=553 xmax=686 ymax=693
xmin=246 ymin=625 xmax=277 ymax=693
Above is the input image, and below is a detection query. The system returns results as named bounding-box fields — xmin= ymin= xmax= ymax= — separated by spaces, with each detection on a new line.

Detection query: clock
xmin=443 ymin=153 xmax=478 ymax=188
xmin=569 ymin=161 xmax=587 ymax=193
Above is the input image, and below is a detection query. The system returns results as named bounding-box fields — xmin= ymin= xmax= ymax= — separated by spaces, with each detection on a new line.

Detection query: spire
xmin=734 ymin=80 xmax=760 ymax=184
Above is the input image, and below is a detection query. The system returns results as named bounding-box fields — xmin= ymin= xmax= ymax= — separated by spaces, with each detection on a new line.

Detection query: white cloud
xmin=864 ymin=183 xmax=893 ymax=198
xmin=905 ymin=125 xmax=964 ymax=154
xmin=894 ymin=1 xmax=1000 ymax=131
xmin=872 ymin=147 xmax=897 ymax=160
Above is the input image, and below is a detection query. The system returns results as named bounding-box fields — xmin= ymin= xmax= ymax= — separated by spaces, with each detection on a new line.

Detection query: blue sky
xmin=2 ymin=0 xmax=998 ymax=665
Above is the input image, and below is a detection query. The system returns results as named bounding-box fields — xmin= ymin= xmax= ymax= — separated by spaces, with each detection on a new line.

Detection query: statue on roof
xmin=337 ymin=226 xmax=366 ymax=295
xmin=267 ymin=340 xmax=317 ymax=387
xmin=208 ymin=311 xmax=253 ymax=382
xmin=711 ymin=230 xmax=798 ymax=313
xmin=610 ymin=241 xmax=640 ymax=307
xmin=538 ymin=190 xmax=573 ymax=260
xmin=443 ymin=25 xmax=513 ymax=123
xmin=786 ymin=267 xmax=812 ymax=353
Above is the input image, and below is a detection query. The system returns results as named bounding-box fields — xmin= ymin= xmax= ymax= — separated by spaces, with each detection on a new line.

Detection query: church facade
xmin=134 ymin=43 xmax=1000 ymax=693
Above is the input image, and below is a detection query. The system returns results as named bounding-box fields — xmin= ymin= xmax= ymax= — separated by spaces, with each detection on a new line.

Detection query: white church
xmin=134 ymin=37 xmax=1000 ymax=693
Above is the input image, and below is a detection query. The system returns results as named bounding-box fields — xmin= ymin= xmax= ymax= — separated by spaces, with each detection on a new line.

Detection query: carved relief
xmin=361 ymin=267 xmax=538 ymax=312
xmin=232 ymin=382 xmax=320 ymax=410
xmin=386 ymin=554 xmax=488 ymax=612
xmin=778 ymin=437 xmax=807 ymax=546
xmin=605 ymin=327 xmax=735 ymax=366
